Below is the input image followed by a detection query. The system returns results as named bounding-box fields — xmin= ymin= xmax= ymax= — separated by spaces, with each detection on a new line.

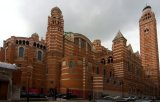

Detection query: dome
xmin=31 ymin=33 xmax=39 ymax=37
xmin=31 ymin=33 xmax=39 ymax=41
xmin=51 ymin=6 xmax=62 ymax=14
xmin=141 ymin=5 xmax=154 ymax=16
xmin=143 ymin=5 xmax=151 ymax=11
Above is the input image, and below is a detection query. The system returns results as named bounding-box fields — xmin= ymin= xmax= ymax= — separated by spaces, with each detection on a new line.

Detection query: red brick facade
xmin=0 ymin=6 xmax=159 ymax=98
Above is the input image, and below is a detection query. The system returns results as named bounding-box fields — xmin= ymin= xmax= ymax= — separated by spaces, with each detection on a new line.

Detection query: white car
xmin=103 ymin=96 xmax=114 ymax=100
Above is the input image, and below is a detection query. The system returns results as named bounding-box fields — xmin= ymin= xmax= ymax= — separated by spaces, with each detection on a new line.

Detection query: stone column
xmin=5 ymin=72 xmax=12 ymax=101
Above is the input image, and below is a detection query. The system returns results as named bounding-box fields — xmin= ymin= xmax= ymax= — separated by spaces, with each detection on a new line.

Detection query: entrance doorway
xmin=0 ymin=81 xmax=9 ymax=100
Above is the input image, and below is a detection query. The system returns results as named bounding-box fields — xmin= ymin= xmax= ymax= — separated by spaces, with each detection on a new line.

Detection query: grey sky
xmin=0 ymin=0 xmax=159 ymax=52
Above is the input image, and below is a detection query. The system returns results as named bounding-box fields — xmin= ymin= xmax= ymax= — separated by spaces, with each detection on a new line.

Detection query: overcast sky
xmin=0 ymin=0 xmax=159 ymax=52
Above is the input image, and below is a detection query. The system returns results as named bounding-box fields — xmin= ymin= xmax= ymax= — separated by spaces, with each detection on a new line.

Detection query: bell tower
xmin=46 ymin=7 xmax=64 ymax=91
xmin=139 ymin=5 xmax=159 ymax=92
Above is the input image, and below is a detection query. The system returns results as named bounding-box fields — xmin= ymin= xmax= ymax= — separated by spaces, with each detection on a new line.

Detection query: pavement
xmin=33 ymin=100 xmax=89 ymax=102
xmin=0 ymin=97 xmax=91 ymax=102
xmin=0 ymin=100 xmax=90 ymax=102
xmin=3 ymin=98 xmax=91 ymax=102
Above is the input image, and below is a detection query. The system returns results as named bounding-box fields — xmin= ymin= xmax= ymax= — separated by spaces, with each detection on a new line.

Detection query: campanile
xmin=46 ymin=7 xmax=64 ymax=91
xmin=139 ymin=5 xmax=159 ymax=89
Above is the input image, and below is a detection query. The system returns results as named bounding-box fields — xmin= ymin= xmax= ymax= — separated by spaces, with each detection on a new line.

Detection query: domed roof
xmin=51 ymin=6 xmax=62 ymax=14
xmin=31 ymin=33 xmax=39 ymax=41
xmin=143 ymin=5 xmax=151 ymax=11
xmin=32 ymin=32 xmax=39 ymax=37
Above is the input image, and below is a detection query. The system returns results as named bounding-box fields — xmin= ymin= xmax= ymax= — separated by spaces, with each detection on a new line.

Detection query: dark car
xmin=155 ymin=96 xmax=160 ymax=100
xmin=20 ymin=91 xmax=27 ymax=98
xmin=56 ymin=93 xmax=77 ymax=99
xmin=56 ymin=94 xmax=66 ymax=98
xmin=20 ymin=91 xmax=47 ymax=98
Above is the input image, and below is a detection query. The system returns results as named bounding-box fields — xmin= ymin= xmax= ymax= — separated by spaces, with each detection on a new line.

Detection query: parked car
xmin=155 ymin=96 xmax=160 ymax=100
xmin=141 ymin=100 xmax=155 ymax=102
xmin=20 ymin=91 xmax=27 ymax=98
xmin=20 ymin=91 xmax=47 ymax=98
xmin=96 ymin=100 xmax=113 ymax=102
xmin=113 ymin=96 xmax=121 ymax=100
xmin=135 ymin=99 xmax=143 ymax=102
xmin=130 ymin=96 xmax=137 ymax=100
xmin=116 ymin=97 xmax=128 ymax=102
xmin=103 ymin=96 xmax=114 ymax=100
xmin=56 ymin=94 xmax=66 ymax=98
xmin=116 ymin=96 xmax=135 ymax=102
xmin=142 ymin=97 xmax=156 ymax=102
xmin=56 ymin=93 xmax=77 ymax=99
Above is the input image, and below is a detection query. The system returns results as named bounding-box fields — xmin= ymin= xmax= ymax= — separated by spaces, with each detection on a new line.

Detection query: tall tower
xmin=46 ymin=7 xmax=64 ymax=91
xmin=139 ymin=6 xmax=159 ymax=88
xmin=112 ymin=31 xmax=127 ymax=78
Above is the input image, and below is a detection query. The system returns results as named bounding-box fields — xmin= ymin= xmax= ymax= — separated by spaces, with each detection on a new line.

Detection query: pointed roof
xmin=127 ymin=44 xmax=133 ymax=52
xmin=113 ymin=31 xmax=126 ymax=41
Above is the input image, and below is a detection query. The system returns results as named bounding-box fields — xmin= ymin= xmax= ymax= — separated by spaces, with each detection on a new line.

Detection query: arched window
xmin=26 ymin=41 xmax=29 ymax=45
xmin=19 ymin=40 xmax=22 ymax=44
xmin=110 ymin=71 xmax=112 ymax=77
xmin=19 ymin=47 xmax=24 ymax=57
xmin=37 ymin=51 xmax=43 ymax=61
xmin=33 ymin=42 xmax=36 ymax=46
xmin=37 ymin=43 xmax=39 ymax=48
xmin=40 ymin=45 xmax=42 ymax=49
xmin=96 ymin=67 xmax=99 ymax=74
xmin=16 ymin=40 xmax=18 ymax=44
xmin=23 ymin=40 xmax=25 ymax=45
xmin=108 ymin=56 xmax=113 ymax=63
xmin=101 ymin=58 xmax=105 ymax=64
